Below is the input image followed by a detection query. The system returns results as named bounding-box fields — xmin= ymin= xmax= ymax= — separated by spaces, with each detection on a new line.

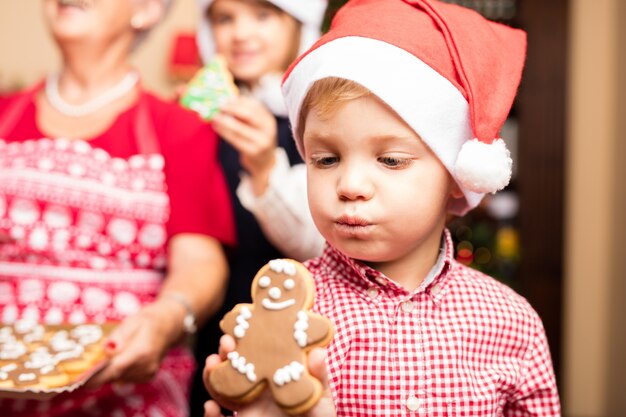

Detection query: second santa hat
xmin=283 ymin=0 xmax=527 ymax=215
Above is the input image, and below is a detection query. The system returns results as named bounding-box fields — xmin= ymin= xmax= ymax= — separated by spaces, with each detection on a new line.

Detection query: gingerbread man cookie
xmin=209 ymin=259 xmax=333 ymax=415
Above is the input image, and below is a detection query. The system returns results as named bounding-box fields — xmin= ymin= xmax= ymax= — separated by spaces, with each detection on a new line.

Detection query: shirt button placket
xmin=406 ymin=395 xmax=421 ymax=412
xmin=367 ymin=286 xmax=379 ymax=299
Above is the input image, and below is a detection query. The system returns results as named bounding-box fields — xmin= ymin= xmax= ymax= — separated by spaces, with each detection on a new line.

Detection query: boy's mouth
xmin=334 ymin=215 xmax=374 ymax=238
xmin=336 ymin=215 xmax=371 ymax=227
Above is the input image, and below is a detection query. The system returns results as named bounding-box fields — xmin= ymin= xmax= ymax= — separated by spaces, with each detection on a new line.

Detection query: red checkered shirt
xmin=306 ymin=230 xmax=560 ymax=416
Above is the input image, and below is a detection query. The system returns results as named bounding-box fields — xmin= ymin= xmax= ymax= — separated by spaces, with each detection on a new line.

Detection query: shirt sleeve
xmin=236 ymin=147 xmax=324 ymax=261
xmin=505 ymin=320 xmax=561 ymax=416
xmin=163 ymin=114 xmax=236 ymax=247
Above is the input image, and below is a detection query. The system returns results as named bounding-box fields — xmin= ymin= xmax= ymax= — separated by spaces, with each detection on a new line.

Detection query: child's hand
xmin=212 ymin=97 xmax=278 ymax=196
xmin=203 ymin=335 xmax=336 ymax=417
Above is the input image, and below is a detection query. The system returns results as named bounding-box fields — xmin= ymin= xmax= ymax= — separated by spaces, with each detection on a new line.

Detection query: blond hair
xmin=297 ymin=77 xmax=371 ymax=140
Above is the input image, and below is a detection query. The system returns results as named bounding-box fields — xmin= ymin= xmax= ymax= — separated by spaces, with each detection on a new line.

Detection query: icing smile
xmin=262 ymin=298 xmax=296 ymax=310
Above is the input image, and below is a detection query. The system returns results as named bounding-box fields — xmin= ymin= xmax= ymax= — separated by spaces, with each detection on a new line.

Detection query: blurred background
xmin=0 ymin=1 xmax=624 ymax=416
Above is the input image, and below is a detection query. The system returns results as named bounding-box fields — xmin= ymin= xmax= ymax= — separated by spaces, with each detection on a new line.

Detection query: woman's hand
xmin=202 ymin=335 xmax=336 ymax=417
xmin=212 ymin=96 xmax=278 ymax=196
xmin=86 ymin=298 xmax=185 ymax=387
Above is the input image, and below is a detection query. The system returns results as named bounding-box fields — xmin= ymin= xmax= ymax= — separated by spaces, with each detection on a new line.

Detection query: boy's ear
xmin=450 ymin=178 xmax=464 ymax=199
xmin=445 ymin=178 xmax=465 ymax=214
xmin=130 ymin=0 xmax=165 ymax=31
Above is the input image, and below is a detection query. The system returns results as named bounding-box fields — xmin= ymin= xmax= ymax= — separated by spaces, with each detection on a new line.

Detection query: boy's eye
xmin=211 ymin=13 xmax=233 ymax=25
xmin=378 ymin=156 xmax=412 ymax=168
xmin=256 ymin=9 xmax=272 ymax=20
xmin=310 ymin=156 xmax=339 ymax=168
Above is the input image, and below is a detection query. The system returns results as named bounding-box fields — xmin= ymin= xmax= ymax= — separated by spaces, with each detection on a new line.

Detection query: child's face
xmin=209 ymin=0 xmax=299 ymax=86
xmin=303 ymin=95 xmax=459 ymax=269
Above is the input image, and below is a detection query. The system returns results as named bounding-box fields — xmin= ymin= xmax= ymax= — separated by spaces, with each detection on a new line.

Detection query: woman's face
xmin=42 ymin=0 xmax=137 ymax=48
xmin=208 ymin=0 xmax=300 ymax=87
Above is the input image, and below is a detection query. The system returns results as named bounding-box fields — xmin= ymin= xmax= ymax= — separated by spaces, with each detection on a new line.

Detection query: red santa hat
xmin=282 ymin=0 xmax=527 ymax=215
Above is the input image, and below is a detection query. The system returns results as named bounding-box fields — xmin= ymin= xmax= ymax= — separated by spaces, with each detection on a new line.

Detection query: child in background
xmin=204 ymin=0 xmax=561 ymax=416
xmin=190 ymin=1 xmax=327 ymax=414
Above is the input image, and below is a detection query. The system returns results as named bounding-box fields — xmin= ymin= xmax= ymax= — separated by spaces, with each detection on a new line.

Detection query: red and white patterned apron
xmin=0 ymin=86 xmax=195 ymax=417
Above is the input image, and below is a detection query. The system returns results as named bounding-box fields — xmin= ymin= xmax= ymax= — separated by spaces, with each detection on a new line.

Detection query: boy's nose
xmin=337 ymin=165 xmax=374 ymax=201
xmin=233 ymin=18 xmax=254 ymax=40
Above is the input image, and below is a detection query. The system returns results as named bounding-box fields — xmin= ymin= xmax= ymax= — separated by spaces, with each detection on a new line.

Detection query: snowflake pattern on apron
xmin=0 ymin=88 xmax=194 ymax=417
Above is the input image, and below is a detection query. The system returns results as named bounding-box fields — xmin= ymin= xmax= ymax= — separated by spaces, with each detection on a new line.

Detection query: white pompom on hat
xmin=282 ymin=0 xmax=526 ymax=215
xmin=196 ymin=0 xmax=328 ymax=64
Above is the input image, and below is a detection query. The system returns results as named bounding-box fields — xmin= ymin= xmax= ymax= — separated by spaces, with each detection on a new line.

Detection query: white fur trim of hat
xmin=282 ymin=0 xmax=526 ymax=216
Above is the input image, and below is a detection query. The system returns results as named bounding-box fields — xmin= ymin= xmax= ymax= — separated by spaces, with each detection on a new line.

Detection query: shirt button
xmin=406 ymin=395 xmax=421 ymax=411
xmin=401 ymin=300 xmax=414 ymax=313
xmin=431 ymin=284 xmax=442 ymax=296
xmin=367 ymin=286 xmax=379 ymax=298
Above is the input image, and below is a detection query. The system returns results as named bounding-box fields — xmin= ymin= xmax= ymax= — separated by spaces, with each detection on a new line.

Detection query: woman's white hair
xmin=133 ymin=0 xmax=175 ymax=49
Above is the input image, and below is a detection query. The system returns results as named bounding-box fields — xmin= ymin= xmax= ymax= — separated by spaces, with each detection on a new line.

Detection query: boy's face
xmin=303 ymin=95 xmax=460 ymax=270
xmin=209 ymin=0 xmax=299 ymax=87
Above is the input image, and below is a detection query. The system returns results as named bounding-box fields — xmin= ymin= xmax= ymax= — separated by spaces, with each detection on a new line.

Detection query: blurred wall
xmin=563 ymin=0 xmax=626 ymax=415
xmin=0 ymin=0 xmax=199 ymax=97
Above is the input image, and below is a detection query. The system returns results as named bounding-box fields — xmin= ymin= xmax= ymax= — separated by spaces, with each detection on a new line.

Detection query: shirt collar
xmin=323 ymin=229 xmax=455 ymax=301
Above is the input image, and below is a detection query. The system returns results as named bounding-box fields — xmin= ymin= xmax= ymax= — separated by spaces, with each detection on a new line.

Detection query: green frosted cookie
xmin=180 ymin=55 xmax=238 ymax=121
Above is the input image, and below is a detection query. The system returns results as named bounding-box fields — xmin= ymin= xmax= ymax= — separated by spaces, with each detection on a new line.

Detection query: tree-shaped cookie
xmin=209 ymin=259 xmax=333 ymax=415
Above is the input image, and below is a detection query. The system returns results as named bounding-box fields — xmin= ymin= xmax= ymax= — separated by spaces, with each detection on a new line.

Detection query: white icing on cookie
xmin=293 ymin=311 xmax=309 ymax=347
xmin=0 ymin=340 xmax=27 ymax=360
xmin=268 ymin=259 xmax=296 ymax=276
xmin=258 ymin=276 xmax=271 ymax=288
xmin=234 ymin=306 xmax=252 ymax=339
xmin=18 ymin=372 xmax=37 ymax=382
xmin=227 ymin=351 xmax=257 ymax=382
xmin=261 ymin=298 xmax=296 ymax=311
xmin=273 ymin=361 xmax=305 ymax=386
xmin=71 ymin=324 xmax=103 ymax=345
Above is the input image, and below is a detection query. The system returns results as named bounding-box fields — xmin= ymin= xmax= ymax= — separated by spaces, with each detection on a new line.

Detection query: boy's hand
xmin=203 ymin=335 xmax=336 ymax=417
xmin=212 ymin=97 xmax=277 ymax=196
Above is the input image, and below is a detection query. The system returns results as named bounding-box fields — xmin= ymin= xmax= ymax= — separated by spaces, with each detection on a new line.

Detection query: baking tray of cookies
xmin=0 ymin=320 xmax=115 ymax=399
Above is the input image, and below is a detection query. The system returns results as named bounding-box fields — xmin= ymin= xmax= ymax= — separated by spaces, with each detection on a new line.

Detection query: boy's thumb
xmin=308 ymin=347 xmax=328 ymax=385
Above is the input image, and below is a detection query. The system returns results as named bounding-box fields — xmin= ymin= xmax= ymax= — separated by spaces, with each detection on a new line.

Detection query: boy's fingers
xmin=307 ymin=347 xmax=328 ymax=385
xmin=204 ymin=400 xmax=225 ymax=417
xmin=203 ymin=353 xmax=222 ymax=388
xmin=218 ymin=334 xmax=236 ymax=358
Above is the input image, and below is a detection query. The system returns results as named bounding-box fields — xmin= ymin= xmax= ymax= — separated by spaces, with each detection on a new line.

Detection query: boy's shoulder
xmin=305 ymin=253 xmax=544 ymax=331
xmin=445 ymin=260 xmax=543 ymax=327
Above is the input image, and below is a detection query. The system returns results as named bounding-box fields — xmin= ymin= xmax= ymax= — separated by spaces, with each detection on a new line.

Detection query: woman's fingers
xmin=86 ymin=311 xmax=171 ymax=387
